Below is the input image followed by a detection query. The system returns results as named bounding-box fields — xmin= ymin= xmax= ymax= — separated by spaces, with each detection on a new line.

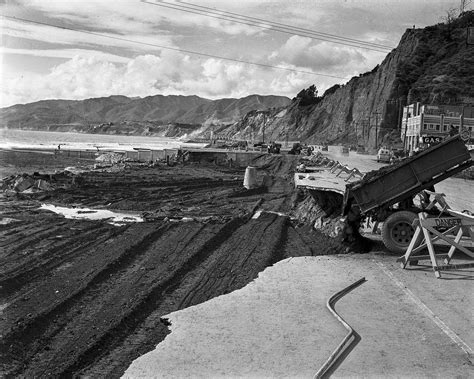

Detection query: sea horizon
xmin=0 ymin=128 xmax=208 ymax=152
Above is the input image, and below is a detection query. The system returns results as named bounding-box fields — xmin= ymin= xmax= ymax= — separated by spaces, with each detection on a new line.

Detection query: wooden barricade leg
xmin=420 ymin=217 xmax=441 ymax=278
xmin=444 ymin=227 xmax=464 ymax=265
xmin=400 ymin=223 xmax=423 ymax=269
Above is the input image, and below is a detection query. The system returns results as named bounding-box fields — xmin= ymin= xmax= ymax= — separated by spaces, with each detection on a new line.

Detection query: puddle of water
xmin=252 ymin=210 xmax=288 ymax=219
xmin=40 ymin=204 xmax=144 ymax=225
xmin=0 ymin=303 xmax=9 ymax=314
xmin=0 ymin=217 xmax=21 ymax=225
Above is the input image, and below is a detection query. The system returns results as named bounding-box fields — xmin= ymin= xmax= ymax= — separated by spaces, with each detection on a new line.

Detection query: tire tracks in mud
xmin=1 ymin=223 xmax=169 ymax=365
xmin=9 ymin=218 xmax=244 ymax=377
xmin=77 ymin=213 xmax=290 ymax=378
xmin=73 ymin=222 xmax=342 ymax=377
xmin=0 ymin=222 xmax=121 ymax=297
xmin=2 ymin=212 xmax=292 ymax=378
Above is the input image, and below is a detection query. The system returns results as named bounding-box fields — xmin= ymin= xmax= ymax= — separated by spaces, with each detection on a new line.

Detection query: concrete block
xmin=14 ymin=176 xmax=35 ymax=192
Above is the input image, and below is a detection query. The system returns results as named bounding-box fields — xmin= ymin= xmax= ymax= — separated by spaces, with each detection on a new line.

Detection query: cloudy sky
xmin=0 ymin=0 xmax=465 ymax=107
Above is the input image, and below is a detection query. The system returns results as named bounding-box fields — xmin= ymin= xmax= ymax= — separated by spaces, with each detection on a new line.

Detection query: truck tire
xmin=381 ymin=211 xmax=419 ymax=254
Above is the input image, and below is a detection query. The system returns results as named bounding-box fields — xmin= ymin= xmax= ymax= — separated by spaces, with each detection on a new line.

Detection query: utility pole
xmin=354 ymin=121 xmax=358 ymax=145
xmin=397 ymin=98 xmax=403 ymax=131
xmin=361 ymin=119 xmax=367 ymax=145
xmin=373 ymin=111 xmax=382 ymax=149
xmin=403 ymin=107 xmax=409 ymax=154
xmin=367 ymin=115 xmax=371 ymax=145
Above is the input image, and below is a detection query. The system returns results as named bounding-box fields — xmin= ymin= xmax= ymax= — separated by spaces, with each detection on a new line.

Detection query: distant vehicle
xmin=288 ymin=143 xmax=302 ymax=155
xmin=253 ymin=142 xmax=268 ymax=149
xmin=377 ymin=147 xmax=391 ymax=163
xmin=267 ymin=142 xmax=281 ymax=154
xmin=391 ymin=148 xmax=405 ymax=158
xmin=341 ymin=146 xmax=350 ymax=155
xmin=389 ymin=148 xmax=406 ymax=163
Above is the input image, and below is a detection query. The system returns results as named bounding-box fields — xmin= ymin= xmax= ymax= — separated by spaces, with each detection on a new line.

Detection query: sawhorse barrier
xmin=398 ymin=210 xmax=474 ymax=278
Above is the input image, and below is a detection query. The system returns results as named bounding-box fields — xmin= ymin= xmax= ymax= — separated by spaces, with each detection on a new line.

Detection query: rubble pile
xmin=1 ymin=172 xmax=78 ymax=194
xmin=95 ymin=152 xmax=126 ymax=164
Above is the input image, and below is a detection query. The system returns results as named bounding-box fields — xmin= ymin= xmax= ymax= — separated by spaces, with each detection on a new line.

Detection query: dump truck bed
xmin=294 ymin=169 xmax=348 ymax=195
xmin=344 ymin=136 xmax=473 ymax=215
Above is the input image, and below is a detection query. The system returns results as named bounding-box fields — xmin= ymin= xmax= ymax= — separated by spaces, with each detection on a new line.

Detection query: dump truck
xmin=295 ymin=136 xmax=473 ymax=253
xmin=340 ymin=135 xmax=473 ymax=253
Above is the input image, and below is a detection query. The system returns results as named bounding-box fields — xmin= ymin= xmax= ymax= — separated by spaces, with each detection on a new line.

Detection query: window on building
xmin=443 ymin=125 xmax=448 ymax=131
xmin=429 ymin=124 xmax=434 ymax=129
xmin=423 ymin=123 xmax=428 ymax=130
xmin=435 ymin=124 xmax=440 ymax=131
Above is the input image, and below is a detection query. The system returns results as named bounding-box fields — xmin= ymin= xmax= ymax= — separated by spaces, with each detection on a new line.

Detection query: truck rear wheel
xmin=381 ymin=211 xmax=419 ymax=254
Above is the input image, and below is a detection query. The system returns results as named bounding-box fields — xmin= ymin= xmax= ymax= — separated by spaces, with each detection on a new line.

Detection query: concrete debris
xmin=95 ymin=152 xmax=125 ymax=164
xmin=296 ymin=164 xmax=307 ymax=172
xmin=1 ymin=172 xmax=77 ymax=193
xmin=64 ymin=167 xmax=88 ymax=174
xmin=36 ymin=179 xmax=53 ymax=191
xmin=13 ymin=176 xmax=35 ymax=192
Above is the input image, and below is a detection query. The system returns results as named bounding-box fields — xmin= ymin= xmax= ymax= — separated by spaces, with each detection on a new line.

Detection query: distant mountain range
xmin=0 ymin=94 xmax=290 ymax=137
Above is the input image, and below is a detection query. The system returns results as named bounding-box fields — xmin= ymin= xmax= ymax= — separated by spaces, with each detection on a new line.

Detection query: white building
xmin=401 ymin=103 xmax=474 ymax=153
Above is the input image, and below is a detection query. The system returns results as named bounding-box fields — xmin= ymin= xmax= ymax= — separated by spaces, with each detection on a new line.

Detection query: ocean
xmin=0 ymin=129 xmax=207 ymax=151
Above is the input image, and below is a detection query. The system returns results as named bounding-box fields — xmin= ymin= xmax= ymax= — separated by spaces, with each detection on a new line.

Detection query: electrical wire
xmin=141 ymin=0 xmax=394 ymax=53
xmin=2 ymin=15 xmax=349 ymax=79
xmin=177 ymin=0 xmax=395 ymax=50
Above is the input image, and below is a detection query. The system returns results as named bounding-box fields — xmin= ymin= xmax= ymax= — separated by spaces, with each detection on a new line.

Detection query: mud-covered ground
xmin=0 ymin=150 xmax=349 ymax=377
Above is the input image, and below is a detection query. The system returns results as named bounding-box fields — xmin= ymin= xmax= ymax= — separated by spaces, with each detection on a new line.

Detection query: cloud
xmin=269 ymin=35 xmax=385 ymax=77
xmin=1 ymin=51 xmax=333 ymax=107
xmin=2 ymin=18 xmax=175 ymax=54
xmin=13 ymin=0 xmax=261 ymax=37
xmin=1 ymin=47 xmax=130 ymax=63
xmin=3 ymin=0 xmax=454 ymax=108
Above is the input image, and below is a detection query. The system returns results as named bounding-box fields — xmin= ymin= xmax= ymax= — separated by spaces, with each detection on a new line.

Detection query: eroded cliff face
xmin=227 ymin=30 xmax=421 ymax=149
xmin=226 ymin=12 xmax=474 ymax=149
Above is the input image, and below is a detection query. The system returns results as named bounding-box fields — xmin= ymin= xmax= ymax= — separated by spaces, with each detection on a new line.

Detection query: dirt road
xmin=0 ymin=154 xmax=346 ymax=377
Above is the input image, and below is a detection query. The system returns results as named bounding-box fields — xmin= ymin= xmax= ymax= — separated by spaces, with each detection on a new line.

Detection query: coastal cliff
xmin=225 ymin=11 xmax=474 ymax=148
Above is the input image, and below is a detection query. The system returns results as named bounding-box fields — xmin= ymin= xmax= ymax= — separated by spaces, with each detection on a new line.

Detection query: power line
xmin=177 ymin=0 xmax=395 ymax=50
xmin=141 ymin=0 xmax=391 ymax=52
xmin=3 ymin=15 xmax=348 ymax=79
xmin=141 ymin=0 xmax=393 ymax=53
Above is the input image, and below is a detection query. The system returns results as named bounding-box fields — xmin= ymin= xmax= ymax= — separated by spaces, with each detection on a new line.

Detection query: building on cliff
xmin=401 ymin=103 xmax=474 ymax=153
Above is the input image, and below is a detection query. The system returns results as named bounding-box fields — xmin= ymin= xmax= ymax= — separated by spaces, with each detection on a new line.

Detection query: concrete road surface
xmin=123 ymin=253 xmax=473 ymax=378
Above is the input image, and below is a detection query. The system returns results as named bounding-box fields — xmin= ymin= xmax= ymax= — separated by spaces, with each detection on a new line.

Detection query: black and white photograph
xmin=1 ymin=0 xmax=473 ymax=377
